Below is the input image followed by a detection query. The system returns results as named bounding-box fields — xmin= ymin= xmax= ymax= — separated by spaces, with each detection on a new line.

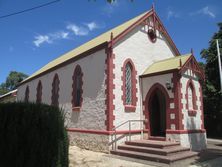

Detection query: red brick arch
xmin=144 ymin=83 xmax=170 ymax=131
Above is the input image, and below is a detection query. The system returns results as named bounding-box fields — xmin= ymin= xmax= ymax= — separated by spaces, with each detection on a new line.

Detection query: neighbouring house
xmin=17 ymin=7 xmax=206 ymax=152
xmin=0 ymin=89 xmax=17 ymax=103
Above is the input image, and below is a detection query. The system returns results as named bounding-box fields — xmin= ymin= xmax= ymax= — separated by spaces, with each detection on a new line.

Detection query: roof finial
xmin=110 ymin=32 xmax=113 ymax=41
xmin=110 ymin=32 xmax=113 ymax=48
xmin=152 ymin=3 xmax=155 ymax=12
xmin=191 ymin=48 xmax=194 ymax=55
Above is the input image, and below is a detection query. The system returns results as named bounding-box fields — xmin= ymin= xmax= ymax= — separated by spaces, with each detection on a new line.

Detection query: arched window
xmin=24 ymin=86 xmax=29 ymax=102
xmin=36 ymin=81 xmax=42 ymax=103
xmin=125 ymin=63 xmax=132 ymax=105
xmin=122 ymin=59 xmax=137 ymax=112
xmin=51 ymin=74 xmax=60 ymax=106
xmin=186 ymin=80 xmax=197 ymax=116
xmin=72 ymin=65 xmax=83 ymax=111
xmin=187 ymin=85 xmax=194 ymax=110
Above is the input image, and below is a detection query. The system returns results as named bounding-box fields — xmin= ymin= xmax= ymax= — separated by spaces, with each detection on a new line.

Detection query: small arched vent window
xmin=72 ymin=65 xmax=83 ymax=111
xmin=36 ymin=81 xmax=42 ymax=103
xmin=24 ymin=86 xmax=29 ymax=102
xmin=51 ymin=74 xmax=60 ymax=106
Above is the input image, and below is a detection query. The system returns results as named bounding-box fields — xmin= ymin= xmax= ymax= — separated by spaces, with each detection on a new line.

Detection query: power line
xmin=0 ymin=0 xmax=61 ymax=19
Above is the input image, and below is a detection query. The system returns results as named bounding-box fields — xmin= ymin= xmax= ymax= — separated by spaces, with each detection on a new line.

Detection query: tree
xmin=0 ymin=71 xmax=28 ymax=95
xmin=0 ymin=83 xmax=8 ymax=95
xmin=201 ymin=22 xmax=222 ymax=138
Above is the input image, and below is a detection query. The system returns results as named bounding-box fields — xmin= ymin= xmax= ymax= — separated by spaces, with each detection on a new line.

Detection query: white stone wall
xmin=180 ymin=69 xmax=202 ymax=130
xmin=17 ymin=49 xmax=107 ymax=130
xmin=166 ymin=133 xmax=207 ymax=151
xmin=68 ymin=132 xmax=110 ymax=153
xmin=113 ymin=23 xmax=176 ymax=130
xmin=141 ymin=73 xmax=174 ymax=100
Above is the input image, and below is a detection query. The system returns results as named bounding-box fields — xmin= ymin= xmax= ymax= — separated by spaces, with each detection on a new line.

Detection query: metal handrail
xmin=111 ymin=119 xmax=145 ymax=150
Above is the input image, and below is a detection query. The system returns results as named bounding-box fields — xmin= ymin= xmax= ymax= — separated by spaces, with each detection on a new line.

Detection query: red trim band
xmin=67 ymin=128 xmax=147 ymax=135
xmin=166 ymin=129 xmax=206 ymax=134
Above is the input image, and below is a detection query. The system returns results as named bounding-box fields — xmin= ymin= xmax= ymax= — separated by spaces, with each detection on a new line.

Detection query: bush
xmin=0 ymin=102 xmax=69 ymax=167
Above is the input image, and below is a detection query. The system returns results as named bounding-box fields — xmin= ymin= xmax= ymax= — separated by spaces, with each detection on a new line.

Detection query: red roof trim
xmin=154 ymin=13 xmax=180 ymax=56
xmin=110 ymin=10 xmax=180 ymax=56
xmin=179 ymin=55 xmax=205 ymax=80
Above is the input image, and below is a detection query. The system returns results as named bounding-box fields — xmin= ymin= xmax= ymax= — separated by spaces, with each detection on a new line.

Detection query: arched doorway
xmin=149 ymin=88 xmax=166 ymax=137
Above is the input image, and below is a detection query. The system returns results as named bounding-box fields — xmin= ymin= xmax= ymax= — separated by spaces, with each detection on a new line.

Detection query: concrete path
xmin=189 ymin=138 xmax=222 ymax=167
xmin=69 ymin=138 xmax=222 ymax=167
xmin=69 ymin=145 xmax=158 ymax=167
xmin=190 ymin=157 xmax=222 ymax=167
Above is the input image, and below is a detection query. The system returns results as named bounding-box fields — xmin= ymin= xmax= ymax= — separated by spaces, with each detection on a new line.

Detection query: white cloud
xmin=33 ymin=31 xmax=70 ymax=47
xmin=33 ymin=21 xmax=104 ymax=47
xmin=61 ymin=32 xmax=69 ymax=39
xmin=66 ymin=24 xmax=88 ymax=36
xmin=85 ymin=22 xmax=99 ymax=31
xmin=167 ymin=8 xmax=180 ymax=20
xmin=190 ymin=6 xmax=215 ymax=18
xmin=51 ymin=31 xmax=70 ymax=39
xmin=33 ymin=35 xmax=52 ymax=47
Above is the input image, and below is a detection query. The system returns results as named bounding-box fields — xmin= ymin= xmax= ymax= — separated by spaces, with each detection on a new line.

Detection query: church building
xmin=17 ymin=7 xmax=206 ymax=154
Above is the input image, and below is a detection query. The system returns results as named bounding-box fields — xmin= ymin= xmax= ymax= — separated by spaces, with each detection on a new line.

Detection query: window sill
xmin=72 ymin=107 xmax=81 ymax=112
xmin=188 ymin=110 xmax=197 ymax=116
xmin=124 ymin=105 xmax=136 ymax=112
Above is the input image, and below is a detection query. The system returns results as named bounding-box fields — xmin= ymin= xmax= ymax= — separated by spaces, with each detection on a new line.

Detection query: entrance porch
xmin=140 ymin=54 xmax=206 ymax=151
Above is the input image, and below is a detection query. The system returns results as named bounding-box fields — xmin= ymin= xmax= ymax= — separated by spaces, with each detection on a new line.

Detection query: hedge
xmin=0 ymin=102 xmax=69 ymax=167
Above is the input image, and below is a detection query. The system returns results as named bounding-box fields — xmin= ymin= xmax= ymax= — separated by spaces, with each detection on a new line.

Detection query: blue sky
xmin=0 ymin=0 xmax=222 ymax=84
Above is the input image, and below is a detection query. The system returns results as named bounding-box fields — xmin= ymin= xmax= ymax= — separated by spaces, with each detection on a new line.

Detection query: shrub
xmin=0 ymin=102 xmax=69 ymax=167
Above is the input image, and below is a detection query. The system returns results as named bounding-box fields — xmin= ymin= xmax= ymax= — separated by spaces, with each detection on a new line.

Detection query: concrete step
xmin=125 ymin=140 xmax=180 ymax=149
xmin=149 ymin=136 xmax=166 ymax=141
xmin=118 ymin=144 xmax=190 ymax=156
xmin=111 ymin=149 xmax=198 ymax=164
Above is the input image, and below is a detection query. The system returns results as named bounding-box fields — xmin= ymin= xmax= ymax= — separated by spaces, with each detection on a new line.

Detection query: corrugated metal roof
xmin=21 ymin=11 xmax=149 ymax=84
xmin=142 ymin=54 xmax=192 ymax=76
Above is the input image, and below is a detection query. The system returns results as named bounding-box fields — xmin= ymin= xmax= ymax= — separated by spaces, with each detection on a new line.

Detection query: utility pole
xmin=216 ymin=39 xmax=222 ymax=92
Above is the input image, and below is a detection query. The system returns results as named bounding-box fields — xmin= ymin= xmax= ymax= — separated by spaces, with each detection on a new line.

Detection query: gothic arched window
xmin=51 ymin=74 xmax=60 ymax=106
xmin=72 ymin=65 xmax=83 ymax=111
xmin=125 ymin=63 xmax=132 ymax=105
xmin=36 ymin=81 xmax=42 ymax=103
xmin=122 ymin=59 xmax=137 ymax=112
xmin=186 ymin=80 xmax=197 ymax=116
xmin=24 ymin=86 xmax=29 ymax=102
xmin=187 ymin=84 xmax=194 ymax=110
